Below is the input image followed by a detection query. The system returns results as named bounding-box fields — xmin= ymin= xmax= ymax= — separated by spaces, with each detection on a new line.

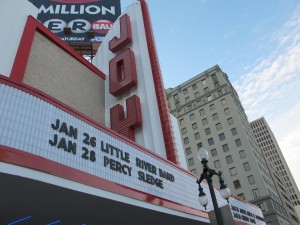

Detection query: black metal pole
xmin=200 ymin=158 xmax=224 ymax=225
xmin=207 ymin=176 xmax=224 ymax=225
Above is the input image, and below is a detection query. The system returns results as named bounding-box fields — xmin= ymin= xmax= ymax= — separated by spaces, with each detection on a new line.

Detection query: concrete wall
xmin=170 ymin=113 xmax=188 ymax=169
xmin=0 ymin=0 xmax=38 ymax=77
xmin=23 ymin=32 xmax=105 ymax=123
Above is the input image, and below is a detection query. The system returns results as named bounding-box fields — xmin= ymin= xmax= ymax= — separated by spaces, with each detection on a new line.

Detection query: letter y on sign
xmin=110 ymin=95 xmax=142 ymax=141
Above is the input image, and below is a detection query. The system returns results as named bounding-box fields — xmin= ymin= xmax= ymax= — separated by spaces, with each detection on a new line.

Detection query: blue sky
xmin=121 ymin=1 xmax=300 ymax=189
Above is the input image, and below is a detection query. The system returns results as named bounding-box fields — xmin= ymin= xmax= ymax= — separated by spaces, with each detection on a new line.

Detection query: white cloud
xmin=233 ymin=5 xmax=300 ymax=119
xmin=233 ymin=5 xmax=300 ymax=188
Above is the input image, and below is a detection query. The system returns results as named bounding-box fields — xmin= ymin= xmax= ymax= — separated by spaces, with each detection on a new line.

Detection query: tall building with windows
xmin=250 ymin=117 xmax=300 ymax=222
xmin=166 ymin=65 xmax=299 ymax=225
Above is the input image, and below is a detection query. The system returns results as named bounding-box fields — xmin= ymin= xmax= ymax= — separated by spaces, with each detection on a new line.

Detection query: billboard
xmin=28 ymin=0 xmax=121 ymax=43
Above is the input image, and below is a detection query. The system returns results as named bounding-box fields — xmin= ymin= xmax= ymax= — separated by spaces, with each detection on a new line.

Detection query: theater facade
xmin=0 ymin=0 xmax=264 ymax=224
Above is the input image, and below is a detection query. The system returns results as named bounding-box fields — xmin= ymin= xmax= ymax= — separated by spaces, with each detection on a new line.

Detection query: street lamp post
xmin=196 ymin=147 xmax=231 ymax=225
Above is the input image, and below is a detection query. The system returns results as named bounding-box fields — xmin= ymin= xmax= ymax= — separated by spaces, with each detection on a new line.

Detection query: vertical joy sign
xmin=108 ymin=14 xmax=142 ymax=141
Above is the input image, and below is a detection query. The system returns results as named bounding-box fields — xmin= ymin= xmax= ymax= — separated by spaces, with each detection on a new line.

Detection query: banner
xmin=28 ymin=0 xmax=121 ymax=43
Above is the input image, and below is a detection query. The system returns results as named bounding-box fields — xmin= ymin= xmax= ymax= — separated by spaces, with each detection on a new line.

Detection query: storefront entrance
xmin=0 ymin=172 xmax=208 ymax=225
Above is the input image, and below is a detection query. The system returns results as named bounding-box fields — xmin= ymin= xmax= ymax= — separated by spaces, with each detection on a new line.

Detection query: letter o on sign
xmin=109 ymin=49 xmax=137 ymax=96
xmin=44 ymin=19 xmax=66 ymax=33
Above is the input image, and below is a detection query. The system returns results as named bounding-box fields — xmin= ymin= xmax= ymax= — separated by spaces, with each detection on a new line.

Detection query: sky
xmin=120 ymin=1 xmax=300 ymax=190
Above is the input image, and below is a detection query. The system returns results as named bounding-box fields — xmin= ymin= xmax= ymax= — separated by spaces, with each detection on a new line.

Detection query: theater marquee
xmin=0 ymin=0 xmax=265 ymax=224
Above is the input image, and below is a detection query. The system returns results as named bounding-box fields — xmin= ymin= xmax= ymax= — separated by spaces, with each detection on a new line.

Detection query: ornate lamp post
xmin=196 ymin=147 xmax=231 ymax=225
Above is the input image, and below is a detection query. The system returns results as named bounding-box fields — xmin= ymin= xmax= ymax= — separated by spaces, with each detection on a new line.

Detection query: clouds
xmin=234 ymin=4 xmax=300 ymax=120
xmin=233 ymin=5 xmax=300 ymax=187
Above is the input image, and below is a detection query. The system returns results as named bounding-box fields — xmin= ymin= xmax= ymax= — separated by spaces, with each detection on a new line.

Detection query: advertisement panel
xmin=229 ymin=198 xmax=265 ymax=225
xmin=28 ymin=0 xmax=121 ymax=43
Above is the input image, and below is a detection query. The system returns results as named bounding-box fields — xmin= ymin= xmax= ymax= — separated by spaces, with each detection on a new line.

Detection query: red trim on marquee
xmin=0 ymin=146 xmax=207 ymax=219
xmin=10 ymin=16 xmax=105 ymax=82
xmin=140 ymin=0 xmax=179 ymax=164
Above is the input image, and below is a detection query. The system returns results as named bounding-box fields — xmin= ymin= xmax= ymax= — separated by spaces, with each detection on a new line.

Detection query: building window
xmin=188 ymin=158 xmax=194 ymax=166
xmin=237 ymin=193 xmax=245 ymax=200
xmin=257 ymin=203 xmax=265 ymax=212
xmin=228 ymin=117 xmax=234 ymax=125
xmin=192 ymin=123 xmax=198 ymax=130
xmin=235 ymin=139 xmax=242 ymax=147
xmin=186 ymin=147 xmax=192 ymax=155
xmin=230 ymin=167 xmax=237 ymax=176
xmin=180 ymin=119 xmax=185 ymax=126
xmin=192 ymin=83 xmax=197 ymax=90
xmin=181 ymin=128 xmax=187 ymax=135
xmin=209 ymin=104 xmax=216 ymax=111
xmin=243 ymin=162 xmax=251 ymax=171
xmin=202 ymin=118 xmax=208 ymax=126
xmin=201 ymin=79 xmax=207 ymax=86
xmin=231 ymin=128 xmax=237 ymax=135
xmin=248 ymin=175 xmax=255 ymax=184
xmin=207 ymin=95 xmax=212 ymax=101
xmin=226 ymin=155 xmax=233 ymax=164
xmin=184 ymin=137 xmax=189 ymax=144
xmin=211 ymin=74 xmax=217 ymax=82
xmin=239 ymin=150 xmax=246 ymax=159
xmin=204 ymin=87 xmax=209 ymax=93
xmin=217 ymin=90 xmax=223 ymax=96
xmin=214 ymin=160 xmax=221 ymax=168
xmin=183 ymin=89 xmax=188 ymax=95
xmin=221 ymin=98 xmax=227 ymax=105
xmin=208 ymin=138 xmax=214 ymax=146
xmin=197 ymin=100 xmax=202 ymax=106
xmin=190 ymin=169 xmax=196 ymax=174
xmin=222 ymin=144 xmax=229 ymax=152
xmin=233 ymin=180 xmax=241 ymax=189
xmin=197 ymin=142 xmax=203 ymax=149
xmin=185 ymin=97 xmax=190 ymax=103
xmin=187 ymin=105 xmax=192 ymax=111
xmin=224 ymin=108 xmax=230 ymax=115
xmin=216 ymin=123 xmax=222 ymax=130
xmin=195 ymin=132 xmax=200 ymax=140
xmin=252 ymin=189 xmax=260 ymax=198
xmin=194 ymin=92 xmax=200 ymax=98
xmin=214 ymin=81 xmax=220 ymax=88
xmin=173 ymin=94 xmax=179 ymax=101
xmin=212 ymin=113 xmax=219 ymax=121
xmin=175 ymin=102 xmax=181 ymax=108
xmin=219 ymin=133 xmax=225 ymax=141
xmin=199 ymin=109 xmax=205 ymax=116
xmin=190 ymin=113 xmax=195 ymax=120
xmin=178 ymin=110 xmax=182 ymax=116
xmin=211 ymin=149 xmax=217 ymax=157
xmin=205 ymin=128 xmax=211 ymax=135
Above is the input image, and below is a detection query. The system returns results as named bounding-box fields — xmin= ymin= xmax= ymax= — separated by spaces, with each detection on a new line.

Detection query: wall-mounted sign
xmin=229 ymin=198 xmax=265 ymax=225
xmin=28 ymin=0 xmax=121 ymax=43
xmin=94 ymin=1 xmax=179 ymax=163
